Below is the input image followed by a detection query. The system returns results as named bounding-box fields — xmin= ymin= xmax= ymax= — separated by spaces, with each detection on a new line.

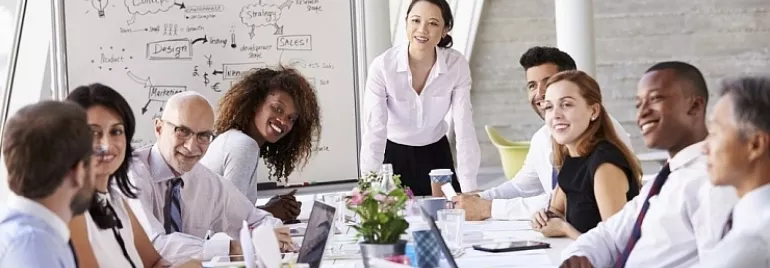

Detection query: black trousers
xmin=383 ymin=136 xmax=462 ymax=196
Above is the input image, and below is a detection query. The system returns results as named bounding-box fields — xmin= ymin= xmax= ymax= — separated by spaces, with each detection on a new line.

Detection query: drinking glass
xmin=437 ymin=209 xmax=464 ymax=249
xmin=320 ymin=193 xmax=349 ymax=225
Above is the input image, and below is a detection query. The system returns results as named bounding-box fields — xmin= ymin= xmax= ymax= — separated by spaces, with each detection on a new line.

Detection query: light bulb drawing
xmin=91 ymin=0 xmax=108 ymax=18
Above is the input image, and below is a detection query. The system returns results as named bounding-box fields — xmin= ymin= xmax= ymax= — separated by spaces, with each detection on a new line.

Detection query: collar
xmin=732 ymin=183 xmax=770 ymax=230
xmin=149 ymin=144 xmax=184 ymax=183
xmin=395 ymin=44 xmax=446 ymax=75
xmin=7 ymin=194 xmax=70 ymax=242
xmin=668 ymin=141 xmax=704 ymax=172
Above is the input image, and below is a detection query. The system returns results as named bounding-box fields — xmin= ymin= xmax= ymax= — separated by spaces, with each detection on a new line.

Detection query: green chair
xmin=485 ymin=125 xmax=531 ymax=180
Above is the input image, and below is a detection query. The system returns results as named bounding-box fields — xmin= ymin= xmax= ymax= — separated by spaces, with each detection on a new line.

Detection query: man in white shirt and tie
xmin=699 ymin=75 xmax=770 ymax=267
xmin=560 ymin=61 xmax=738 ymax=268
xmin=454 ymin=46 xmax=632 ymax=221
xmin=126 ymin=92 xmax=292 ymax=265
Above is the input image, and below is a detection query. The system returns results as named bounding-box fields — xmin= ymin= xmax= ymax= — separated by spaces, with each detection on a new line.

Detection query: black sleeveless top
xmin=558 ymin=140 xmax=639 ymax=233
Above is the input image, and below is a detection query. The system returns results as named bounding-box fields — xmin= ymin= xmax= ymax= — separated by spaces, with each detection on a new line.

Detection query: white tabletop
xmin=258 ymin=194 xmax=571 ymax=268
xmin=319 ymin=223 xmax=570 ymax=268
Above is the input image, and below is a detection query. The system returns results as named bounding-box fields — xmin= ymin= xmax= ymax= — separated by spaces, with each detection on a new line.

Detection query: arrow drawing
xmin=127 ymin=14 xmax=136 ymax=25
xmin=273 ymin=24 xmax=284 ymax=35
xmin=212 ymin=70 xmax=223 ymax=75
xmin=278 ymin=0 xmax=292 ymax=10
xmin=230 ymin=32 xmax=237 ymax=49
xmin=192 ymin=35 xmax=208 ymax=44
xmin=287 ymin=59 xmax=307 ymax=68
xmin=127 ymin=71 xmax=152 ymax=87
xmin=141 ymin=100 xmax=166 ymax=114
xmin=174 ymin=2 xmax=186 ymax=9
xmin=141 ymin=99 xmax=152 ymax=114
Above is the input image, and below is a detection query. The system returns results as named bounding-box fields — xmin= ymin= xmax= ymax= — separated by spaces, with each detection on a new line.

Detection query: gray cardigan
xmin=200 ymin=129 xmax=261 ymax=204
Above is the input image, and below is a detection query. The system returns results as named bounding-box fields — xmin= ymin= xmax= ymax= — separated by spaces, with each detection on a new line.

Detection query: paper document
xmin=252 ymin=225 xmax=282 ymax=268
xmin=463 ymin=221 xmax=532 ymax=232
xmin=240 ymin=221 xmax=256 ymax=268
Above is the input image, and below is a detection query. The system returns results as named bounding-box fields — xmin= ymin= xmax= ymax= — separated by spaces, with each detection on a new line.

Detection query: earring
xmin=591 ymin=116 xmax=596 ymax=121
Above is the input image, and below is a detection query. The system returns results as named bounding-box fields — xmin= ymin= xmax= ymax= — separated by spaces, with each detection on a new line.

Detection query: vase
xmin=359 ymin=240 xmax=408 ymax=268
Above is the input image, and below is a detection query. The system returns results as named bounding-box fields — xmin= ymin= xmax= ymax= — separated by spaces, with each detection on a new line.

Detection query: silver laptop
xmin=296 ymin=201 xmax=336 ymax=268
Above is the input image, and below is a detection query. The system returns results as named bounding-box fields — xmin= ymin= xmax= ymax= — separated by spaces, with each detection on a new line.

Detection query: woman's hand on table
xmin=531 ymin=209 xmax=573 ymax=237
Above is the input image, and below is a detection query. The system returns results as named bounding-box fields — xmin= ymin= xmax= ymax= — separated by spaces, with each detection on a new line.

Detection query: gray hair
xmin=718 ymin=75 xmax=770 ymax=138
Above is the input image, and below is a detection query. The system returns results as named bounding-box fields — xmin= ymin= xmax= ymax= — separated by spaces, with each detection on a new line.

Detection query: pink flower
xmin=406 ymin=188 xmax=414 ymax=199
xmin=349 ymin=188 xmax=364 ymax=205
xmin=374 ymin=193 xmax=387 ymax=202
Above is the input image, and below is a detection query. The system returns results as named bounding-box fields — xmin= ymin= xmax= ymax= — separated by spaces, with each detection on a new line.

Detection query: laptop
xmin=420 ymin=206 xmax=459 ymax=268
xmin=296 ymin=201 xmax=336 ymax=268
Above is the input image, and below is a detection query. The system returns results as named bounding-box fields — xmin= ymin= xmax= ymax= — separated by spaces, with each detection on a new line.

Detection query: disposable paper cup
xmin=429 ymin=169 xmax=453 ymax=183
xmin=429 ymin=169 xmax=453 ymax=197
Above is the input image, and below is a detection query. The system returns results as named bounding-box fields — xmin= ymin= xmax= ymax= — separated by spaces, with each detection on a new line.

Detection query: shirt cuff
xmin=490 ymin=199 xmax=513 ymax=220
xmin=459 ymin=181 xmax=478 ymax=193
xmin=478 ymin=190 xmax=493 ymax=200
xmin=203 ymin=238 xmax=231 ymax=261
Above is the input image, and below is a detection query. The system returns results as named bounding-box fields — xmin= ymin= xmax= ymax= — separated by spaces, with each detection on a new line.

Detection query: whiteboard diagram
xmin=54 ymin=0 xmax=362 ymax=184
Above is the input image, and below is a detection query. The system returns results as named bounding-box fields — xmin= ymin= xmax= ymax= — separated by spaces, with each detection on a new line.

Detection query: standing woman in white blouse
xmin=360 ymin=0 xmax=481 ymax=195
xmin=66 ymin=84 xmax=198 ymax=268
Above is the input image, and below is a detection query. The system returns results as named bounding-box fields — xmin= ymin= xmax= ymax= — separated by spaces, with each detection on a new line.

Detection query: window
xmin=0 ymin=1 xmax=20 ymax=93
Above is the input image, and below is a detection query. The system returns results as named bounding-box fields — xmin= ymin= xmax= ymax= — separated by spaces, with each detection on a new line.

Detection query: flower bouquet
xmin=347 ymin=170 xmax=414 ymax=267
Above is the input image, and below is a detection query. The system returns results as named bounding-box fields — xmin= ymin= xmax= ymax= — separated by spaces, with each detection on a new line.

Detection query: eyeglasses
xmin=162 ymin=120 xmax=215 ymax=145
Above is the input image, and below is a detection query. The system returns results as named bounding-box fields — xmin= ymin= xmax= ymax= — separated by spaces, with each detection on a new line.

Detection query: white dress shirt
xmin=360 ymin=43 xmax=481 ymax=192
xmin=85 ymin=192 xmax=143 ymax=268
xmin=126 ymin=145 xmax=282 ymax=264
xmin=699 ymin=184 xmax=770 ymax=267
xmin=479 ymin=115 xmax=632 ymax=220
xmin=561 ymin=142 xmax=738 ymax=268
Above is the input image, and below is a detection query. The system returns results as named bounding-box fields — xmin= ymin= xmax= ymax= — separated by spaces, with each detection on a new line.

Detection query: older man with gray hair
xmin=700 ymin=75 xmax=770 ymax=267
xmin=126 ymin=92 xmax=292 ymax=265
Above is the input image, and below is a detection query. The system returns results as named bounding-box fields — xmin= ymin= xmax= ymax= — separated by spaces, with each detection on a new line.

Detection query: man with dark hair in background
xmin=454 ymin=46 xmax=632 ymax=221
xmin=560 ymin=61 xmax=737 ymax=268
xmin=0 ymin=101 xmax=96 ymax=267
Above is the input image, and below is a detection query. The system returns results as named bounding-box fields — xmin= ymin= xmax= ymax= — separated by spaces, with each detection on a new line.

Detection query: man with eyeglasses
xmin=126 ymin=92 xmax=294 ymax=265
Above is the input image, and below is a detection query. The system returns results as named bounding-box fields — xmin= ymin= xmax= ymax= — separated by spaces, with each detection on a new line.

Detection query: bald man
xmin=125 ymin=92 xmax=292 ymax=265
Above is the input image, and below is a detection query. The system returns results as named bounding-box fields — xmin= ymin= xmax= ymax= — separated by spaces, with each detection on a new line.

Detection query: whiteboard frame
xmin=50 ymin=0 xmax=365 ymax=185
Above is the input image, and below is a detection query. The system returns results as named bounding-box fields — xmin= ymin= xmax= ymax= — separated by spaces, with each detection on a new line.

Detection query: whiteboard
xmin=52 ymin=0 xmax=362 ymax=185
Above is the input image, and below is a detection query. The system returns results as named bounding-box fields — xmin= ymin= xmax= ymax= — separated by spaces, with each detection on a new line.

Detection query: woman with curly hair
xmin=200 ymin=66 xmax=321 ymax=221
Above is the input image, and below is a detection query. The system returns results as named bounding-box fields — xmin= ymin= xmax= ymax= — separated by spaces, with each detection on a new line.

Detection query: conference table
xmin=259 ymin=193 xmax=573 ymax=268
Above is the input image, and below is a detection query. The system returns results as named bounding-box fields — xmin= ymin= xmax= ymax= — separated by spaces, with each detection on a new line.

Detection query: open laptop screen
xmin=296 ymin=201 xmax=336 ymax=268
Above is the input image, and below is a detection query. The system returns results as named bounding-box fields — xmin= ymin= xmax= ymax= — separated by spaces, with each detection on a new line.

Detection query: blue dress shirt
xmin=0 ymin=194 xmax=77 ymax=268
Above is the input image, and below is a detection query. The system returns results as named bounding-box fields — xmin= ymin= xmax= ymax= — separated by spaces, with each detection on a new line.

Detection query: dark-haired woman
xmin=359 ymin=0 xmax=480 ymax=196
xmin=66 ymin=84 xmax=199 ymax=268
xmin=200 ymin=66 xmax=321 ymax=222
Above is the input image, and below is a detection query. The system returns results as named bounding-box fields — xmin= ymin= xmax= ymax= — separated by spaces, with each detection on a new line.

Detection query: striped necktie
xmin=721 ymin=211 xmax=733 ymax=239
xmin=614 ymin=163 xmax=671 ymax=268
xmin=164 ymin=177 xmax=184 ymax=234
